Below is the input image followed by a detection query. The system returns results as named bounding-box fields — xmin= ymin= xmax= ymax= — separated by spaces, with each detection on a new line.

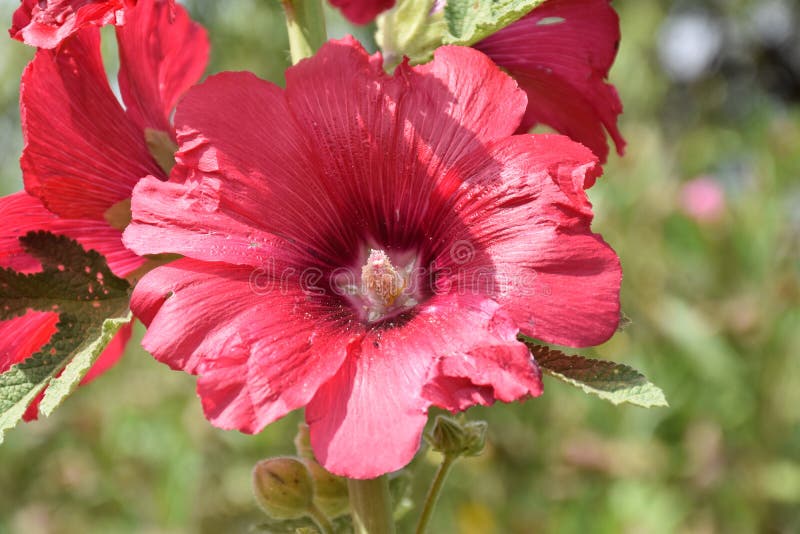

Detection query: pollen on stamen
xmin=356 ymin=249 xmax=418 ymax=323
xmin=361 ymin=249 xmax=404 ymax=306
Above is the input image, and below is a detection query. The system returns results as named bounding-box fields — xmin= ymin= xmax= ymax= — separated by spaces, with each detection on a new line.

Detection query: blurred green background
xmin=1 ymin=0 xmax=799 ymax=532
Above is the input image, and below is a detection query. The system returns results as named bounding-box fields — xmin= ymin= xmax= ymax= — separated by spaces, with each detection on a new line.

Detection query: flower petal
xmin=20 ymin=28 xmax=163 ymax=220
xmin=306 ymin=294 xmax=539 ymax=478
xmin=9 ymin=0 xmax=134 ymax=49
xmin=437 ymin=134 xmax=621 ymax=347
xmin=283 ymin=38 xmax=526 ymax=250
xmin=474 ymin=0 xmax=625 ymax=162
xmin=116 ymin=0 xmax=208 ymax=134
xmin=163 ymin=71 xmax=352 ymax=268
xmin=131 ymin=259 xmax=351 ymax=434
xmin=329 ymin=0 xmax=395 ymax=25
xmin=0 ymin=192 xmax=143 ymax=277
xmin=124 ymin=175 xmax=282 ymax=268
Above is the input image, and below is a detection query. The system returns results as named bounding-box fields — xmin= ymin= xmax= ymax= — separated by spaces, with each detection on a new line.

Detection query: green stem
xmin=348 ymin=476 xmax=396 ymax=534
xmin=308 ymin=503 xmax=335 ymax=534
xmin=281 ymin=0 xmax=327 ymax=64
xmin=415 ymin=455 xmax=456 ymax=534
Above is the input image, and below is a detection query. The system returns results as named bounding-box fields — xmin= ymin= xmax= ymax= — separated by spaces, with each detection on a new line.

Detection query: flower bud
xmin=293 ymin=423 xmax=314 ymax=460
xmin=303 ymin=458 xmax=350 ymax=518
xmin=426 ymin=415 xmax=488 ymax=458
xmin=252 ymin=457 xmax=314 ymax=520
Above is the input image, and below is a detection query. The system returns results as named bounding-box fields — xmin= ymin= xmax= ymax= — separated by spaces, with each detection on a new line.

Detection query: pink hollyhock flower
xmin=0 ymin=192 xmax=133 ymax=421
xmin=9 ymin=0 xmax=178 ymax=48
xmin=473 ymin=0 xmax=625 ymax=163
xmin=330 ymin=0 xmax=394 ymax=25
xmin=680 ymin=176 xmax=725 ymax=222
xmin=124 ymin=37 xmax=621 ymax=478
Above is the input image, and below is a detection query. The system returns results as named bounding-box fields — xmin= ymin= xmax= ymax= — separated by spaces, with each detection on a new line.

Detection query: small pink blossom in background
xmin=680 ymin=176 xmax=726 ymax=222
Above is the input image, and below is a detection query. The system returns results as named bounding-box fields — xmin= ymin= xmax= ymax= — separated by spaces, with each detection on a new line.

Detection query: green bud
xmin=303 ymin=458 xmax=350 ymax=518
xmin=252 ymin=457 xmax=314 ymax=520
xmin=425 ymin=415 xmax=488 ymax=458
xmin=293 ymin=423 xmax=314 ymax=460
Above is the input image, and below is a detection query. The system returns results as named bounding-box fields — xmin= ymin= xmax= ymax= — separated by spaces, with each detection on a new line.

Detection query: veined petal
xmin=131 ymin=259 xmax=352 ymax=434
xmin=284 ymin=38 xmax=526 ymax=249
xmin=116 ymin=0 xmax=208 ymax=134
xmin=9 ymin=0 xmax=134 ymax=49
xmin=169 ymin=71 xmax=353 ymax=269
xmin=20 ymin=28 xmax=163 ymax=220
xmin=436 ymin=134 xmax=621 ymax=347
xmin=474 ymin=0 xmax=625 ymax=162
xmin=0 ymin=192 xmax=143 ymax=278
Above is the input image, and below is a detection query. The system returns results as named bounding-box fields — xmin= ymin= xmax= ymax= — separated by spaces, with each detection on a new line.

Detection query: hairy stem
xmin=308 ymin=502 xmax=335 ymax=534
xmin=415 ymin=455 xmax=456 ymax=534
xmin=348 ymin=476 xmax=396 ymax=534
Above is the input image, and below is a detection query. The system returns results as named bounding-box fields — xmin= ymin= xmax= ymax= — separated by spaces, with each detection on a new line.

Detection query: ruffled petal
xmin=124 ymin=175 xmax=283 ymax=268
xmin=9 ymin=0 xmax=134 ymax=49
xmin=435 ymin=134 xmax=621 ymax=347
xmin=20 ymin=28 xmax=163 ymax=220
xmin=329 ymin=0 xmax=395 ymax=25
xmin=116 ymin=0 xmax=208 ymax=134
xmin=306 ymin=294 xmax=539 ymax=478
xmin=474 ymin=0 xmax=625 ymax=162
xmin=0 ymin=192 xmax=143 ymax=277
xmin=165 ymin=71 xmax=351 ymax=268
xmin=131 ymin=259 xmax=351 ymax=434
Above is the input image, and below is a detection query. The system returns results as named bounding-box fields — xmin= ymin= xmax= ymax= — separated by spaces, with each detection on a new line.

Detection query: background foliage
xmin=1 ymin=0 xmax=799 ymax=532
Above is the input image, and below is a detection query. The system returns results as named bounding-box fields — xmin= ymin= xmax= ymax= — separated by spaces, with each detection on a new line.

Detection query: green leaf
xmin=443 ymin=0 xmax=546 ymax=47
xmin=39 ymin=313 xmax=131 ymax=415
xmin=520 ymin=336 xmax=668 ymax=408
xmin=0 ymin=232 xmax=131 ymax=444
xmin=0 ymin=231 xmax=130 ymax=319
xmin=376 ymin=0 xmax=447 ymax=67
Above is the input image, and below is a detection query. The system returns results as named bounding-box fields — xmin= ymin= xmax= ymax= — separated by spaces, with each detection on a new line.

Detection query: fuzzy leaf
xmin=0 ymin=232 xmax=131 ymax=443
xmin=0 ymin=231 xmax=130 ymax=320
xmin=39 ymin=312 xmax=131 ymax=415
xmin=443 ymin=0 xmax=546 ymax=46
xmin=521 ymin=337 xmax=668 ymax=408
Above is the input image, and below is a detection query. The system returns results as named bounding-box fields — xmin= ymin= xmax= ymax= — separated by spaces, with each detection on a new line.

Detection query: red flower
xmin=9 ymin=0 xmax=179 ymax=49
xmin=473 ymin=0 xmax=625 ymax=162
xmin=330 ymin=0 xmax=395 ymax=25
xmin=1 ymin=0 xmax=206 ymax=418
xmin=0 ymin=192 xmax=133 ymax=421
xmin=124 ymin=37 xmax=621 ymax=478
xmin=10 ymin=0 xmax=134 ymax=49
